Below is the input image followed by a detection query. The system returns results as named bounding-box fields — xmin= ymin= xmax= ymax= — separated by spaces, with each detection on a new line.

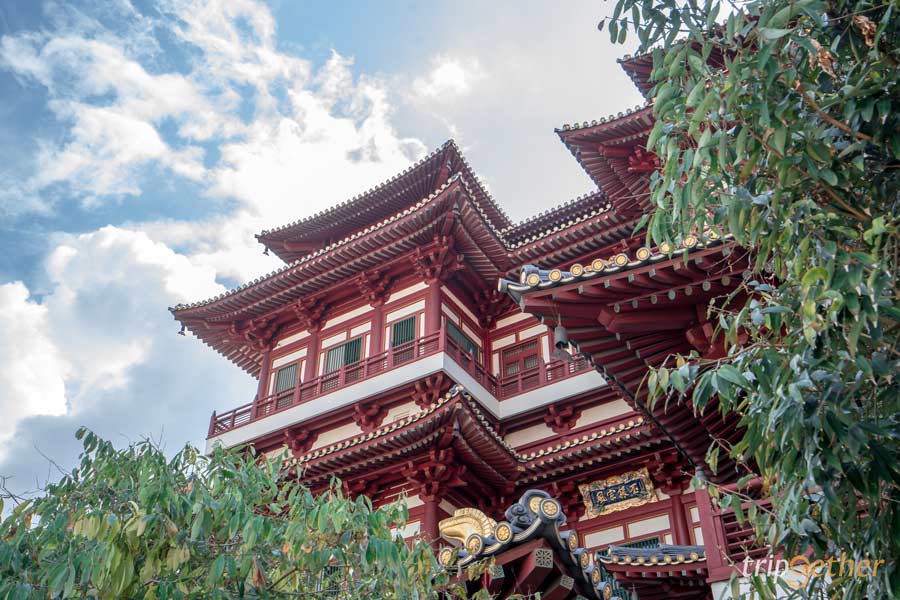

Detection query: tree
xmin=602 ymin=0 xmax=899 ymax=597
xmin=0 ymin=429 xmax=454 ymax=599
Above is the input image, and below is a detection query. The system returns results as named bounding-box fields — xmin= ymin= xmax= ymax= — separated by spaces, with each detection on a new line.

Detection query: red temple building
xmin=171 ymin=53 xmax=768 ymax=599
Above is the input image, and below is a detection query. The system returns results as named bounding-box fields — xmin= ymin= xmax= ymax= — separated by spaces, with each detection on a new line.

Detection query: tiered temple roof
xmin=292 ymin=386 xmax=660 ymax=498
xmin=173 ymin=47 xmax=767 ymax=598
xmin=171 ymin=127 xmax=654 ymax=375
xmin=498 ymin=235 xmax=748 ymax=482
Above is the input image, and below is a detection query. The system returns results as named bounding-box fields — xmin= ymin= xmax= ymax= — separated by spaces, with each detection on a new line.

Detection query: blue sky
xmin=0 ymin=0 xmax=641 ymax=499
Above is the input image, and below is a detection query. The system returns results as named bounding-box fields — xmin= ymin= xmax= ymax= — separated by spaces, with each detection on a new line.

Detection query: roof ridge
xmin=171 ymin=174 xmax=620 ymax=313
xmin=170 ymin=173 xmax=464 ymax=312
xmin=290 ymin=384 xmax=646 ymax=466
xmin=256 ymin=139 xmax=457 ymax=239
xmin=555 ymin=101 xmax=653 ymax=133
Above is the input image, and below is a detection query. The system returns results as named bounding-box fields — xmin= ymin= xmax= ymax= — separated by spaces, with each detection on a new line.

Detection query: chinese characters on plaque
xmin=578 ymin=468 xmax=657 ymax=518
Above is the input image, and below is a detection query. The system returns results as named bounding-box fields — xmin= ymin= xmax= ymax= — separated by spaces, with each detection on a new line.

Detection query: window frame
xmin=323 ymin=336 xmax=363 ymax=375
xmin=390 ymin=315 xmax=417 ymax=347
xmin=500 ymin=338 xmax=541 ymax=378
xmin=271 ymin=362 xmax=299 ymax=408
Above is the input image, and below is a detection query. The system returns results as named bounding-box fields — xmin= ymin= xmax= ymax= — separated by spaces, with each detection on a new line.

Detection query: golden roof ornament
xmin=438 ymin=507 xmax=497 ymax=547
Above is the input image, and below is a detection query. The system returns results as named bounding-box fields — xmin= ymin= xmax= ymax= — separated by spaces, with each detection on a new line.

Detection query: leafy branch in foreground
xmin=605 ymin=0 xmax=900 ymax=597
xmin=0 ymin=429 xmax=457 ymax=599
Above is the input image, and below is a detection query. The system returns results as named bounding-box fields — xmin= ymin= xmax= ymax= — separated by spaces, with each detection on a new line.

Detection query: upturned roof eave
xmin=255 ymin=140 xmax=514 ymax=261
xmin=170 ymin=174 xmax=516 ymax=324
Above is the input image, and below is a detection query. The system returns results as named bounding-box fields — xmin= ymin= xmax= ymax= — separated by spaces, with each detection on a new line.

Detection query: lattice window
xmin=273 ymin=363 xmax=297 ymax=409
xmin=324 ymin=338 xmax=362 ymax=373
xmin=391 ymin=316 xmax=416 ymax=346
xmin=501 ymin=339 xmax=540 ymax=377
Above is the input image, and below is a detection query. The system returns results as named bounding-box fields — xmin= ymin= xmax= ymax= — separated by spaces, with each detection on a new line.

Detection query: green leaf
xmin=210 ymin=555 xmax=226 ymax=587
xmin=820 ymin=168 xmax=838 ymax=186
xmin=758 ymin=27 xmax=792 ymax=40
xmin=772 ymin=125 xmax=787 ymax=155
xmin=717 ymin=365 xmax=750 ymax=389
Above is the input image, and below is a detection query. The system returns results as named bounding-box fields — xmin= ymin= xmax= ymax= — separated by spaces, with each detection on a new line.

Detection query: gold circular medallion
xmin=541 ymin=499 xmax=560 ymax=517
xmin=613 ymin=253 xmax=628 ymax=266
xmin=580 ymin=551 xmax=591 ymax=568
xmin=549 ymin=269 xmax=562 ymax=281
xmin=466 ymin=534 xmax=483 ymax=556
xmin=567 ymin=531 xmax=579 ymax=550
xmin=526 ymin=273 xmax=540 ymax=286
xmin=495 ymin=523 xmax=512 ymax=542
xmin=636 ymin=247 xmax=651 ymax=261
xmin=591 ymin=568 xmax=601 ymax=584
xmin=439 ymin=548 xmax=453 ymax=565
xmin=528 ymin=496 xmax=542 ymax=513
xmin=570 ymin=264 xmax=584 ymax=276
xmin=683 ymin=235 xmax=697 ymax=248
xmin=591 ymin=258 xmax=605 ymax=272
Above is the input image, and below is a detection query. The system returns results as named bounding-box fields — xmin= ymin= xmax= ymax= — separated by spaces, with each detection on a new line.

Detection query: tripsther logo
xmin=741 ymin=554 xmax=887 ymax=589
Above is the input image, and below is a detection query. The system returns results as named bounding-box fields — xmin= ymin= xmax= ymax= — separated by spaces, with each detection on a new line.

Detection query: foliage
xmin=602 ymin=0 xmax=900 ymax=597
xmin=0 ymin=429 xmax=455 ymax=599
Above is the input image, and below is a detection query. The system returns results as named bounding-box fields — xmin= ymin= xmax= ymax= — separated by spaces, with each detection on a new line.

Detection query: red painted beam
xmin=597 ymin=306 xmax=696 ymax=333
xmin=512 ymin=548 xmax=554 ymax=597
xmin=482 ymin=564 xmax=505 ymax=596
xmin=540 ymin=574 xmax=575 ymax=600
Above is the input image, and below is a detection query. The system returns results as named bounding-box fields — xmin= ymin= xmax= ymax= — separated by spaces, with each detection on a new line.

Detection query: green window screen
xmin=324 ymin=338 xmax=362 ymax=374
xmin=391 ymin=316 xmax=416 ymax=347
xmin=273 ymin=363 xmax=297 ymax=393
xmin=447 ymin=322 xmax=479 ymax=362
xmin=620 ymin=536 xmax=660 ymax=549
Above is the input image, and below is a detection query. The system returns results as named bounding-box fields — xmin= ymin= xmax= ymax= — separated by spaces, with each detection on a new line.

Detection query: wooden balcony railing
xmin=208 ymin=328 xmax=594 ymax=438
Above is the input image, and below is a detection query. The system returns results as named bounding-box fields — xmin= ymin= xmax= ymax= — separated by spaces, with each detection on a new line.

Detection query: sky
xmin=0 ymin=0 xmax=642 ymax=500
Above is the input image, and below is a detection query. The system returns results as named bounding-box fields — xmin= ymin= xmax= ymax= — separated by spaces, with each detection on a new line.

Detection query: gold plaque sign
xmin=578 ymin=467 xmax=657 ymax=518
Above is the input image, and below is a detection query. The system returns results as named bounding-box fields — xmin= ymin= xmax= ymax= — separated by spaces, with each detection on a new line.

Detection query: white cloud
xmin=0 ymin=282 xmax=68 ymax=446
xmin=0 ymin=227 xmax=252 ymax=480
xmin=410 ymin=55 xmax=484 ymax=103
xmin=0 ymin=0 xmax=432 ymax=496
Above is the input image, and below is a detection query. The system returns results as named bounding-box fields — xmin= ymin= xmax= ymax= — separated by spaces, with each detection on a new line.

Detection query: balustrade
xmin=209 ymin=328 xmax=594 ymax=437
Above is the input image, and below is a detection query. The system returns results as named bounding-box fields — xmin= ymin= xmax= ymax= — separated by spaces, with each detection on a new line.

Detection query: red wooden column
xmin=410 ymin=242 xmax=464 ymax=337
xmin=357 ymin=271 xmax=390 ymax=356
xmin=669 ymin=490 xmax=691 ymax=545
xmin=369 ymin=304 xmax=385 ymax=355
xmin=293 ymin=299 xmax=326 ymax=385
xmin=304 ymin=327 xmax=320 ymax=383
xmin=404 ymin=449 xmax=465 ymax=548
xmin=255 ymin=345 xmax=272 ymax=404
xmin=425 ymin=280 xmax=442 ymax=334
xmin=422 ymin=497 xmax=440 ymax=543
xmin=694 ymin=485 xmax=732 ymax=581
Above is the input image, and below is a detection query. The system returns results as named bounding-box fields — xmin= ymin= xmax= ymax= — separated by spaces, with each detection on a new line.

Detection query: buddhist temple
xmin=171 ymin=52 xmax=768 ymax=599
